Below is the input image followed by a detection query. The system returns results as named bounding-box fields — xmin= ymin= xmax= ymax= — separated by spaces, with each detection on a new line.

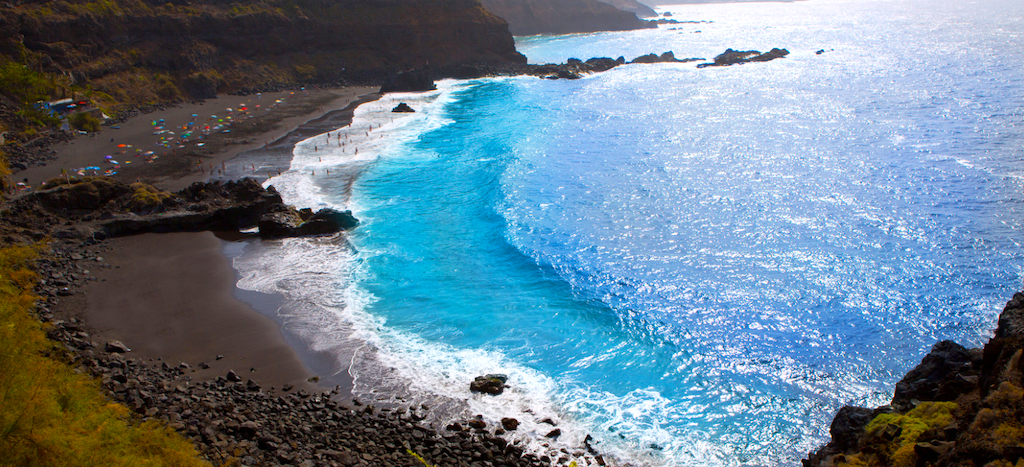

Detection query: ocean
xmin=230 ymin=0 xmax=1024 ymax=465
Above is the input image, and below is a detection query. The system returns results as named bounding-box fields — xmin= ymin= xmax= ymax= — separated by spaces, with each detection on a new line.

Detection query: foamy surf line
xmin=229 ymin=79 xmax=639 ymax=466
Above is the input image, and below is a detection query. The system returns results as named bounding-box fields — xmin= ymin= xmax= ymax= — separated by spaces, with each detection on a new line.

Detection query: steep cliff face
xmin=596 ymin=0 xmax=658 ymax=18
xmin=0 ymin=0 xmax=525 ymax=102
xmin=479 ymin=0 xmax=653 ymax=36
xmin=805 ymin=293 xmax=1024 ymax=467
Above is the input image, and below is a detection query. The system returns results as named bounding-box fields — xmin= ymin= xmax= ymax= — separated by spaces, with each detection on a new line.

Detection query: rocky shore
xmin=34 ymin=246 xmax=553 ymax=467
xmin=804 ymin=294 xmax=1024 ymax=467
xmin=13 ymin=184 xmax=596 ymax=467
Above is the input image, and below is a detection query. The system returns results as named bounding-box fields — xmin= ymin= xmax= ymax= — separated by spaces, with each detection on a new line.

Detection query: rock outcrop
xmin=0 ymin=0 xmax=526 ymax=102
xmin=630 ymin=51 xmax=702 ymax=64
xmin=470 ymin=374 xmax=509 ymax=395
xmin=479 ymin=0 xmax=654 ymax=35
xmin=0 ymin=178 xmax=356 ymax=241
xmin=697 ymin=48 xmax=790 ymax=68
xmin=595 ymin=0 xmax=659 ymax=18
xmin=381 ymin=68 xmax=437 ymax=94
xmin=392 ymin=103 xmax=416 ymax=113
xmin=805 ymin=293 xmax=1024 ymax=467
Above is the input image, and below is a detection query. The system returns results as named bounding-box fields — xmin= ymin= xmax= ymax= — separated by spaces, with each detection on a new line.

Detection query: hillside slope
xmin=479 ymin=0 xmax=653 ymax=35
xmin=0 ymin=0 xmax=524 ymax=143
xmin=596 ymin=0 xmax=658 ymax=18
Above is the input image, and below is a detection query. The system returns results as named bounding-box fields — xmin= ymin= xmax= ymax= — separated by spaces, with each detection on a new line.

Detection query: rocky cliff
xmin=805 ymin=293 xmax=1024 ymax=467
xmin=595 ymin=0 xmax=658 ymax=18
xmin=0 ymin=0 xmax=525 ymax=137
xmin=479 ymin=0 xmax=653 ymax=35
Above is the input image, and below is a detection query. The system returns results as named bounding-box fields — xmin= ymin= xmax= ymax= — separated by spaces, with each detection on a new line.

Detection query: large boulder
xmin=891 ymin=340 xmax=980 ymax=410
xmin=258 ymin=207 xmax=358 ymax=238
xmin=470 ymin=374 xmax=508 ymax=395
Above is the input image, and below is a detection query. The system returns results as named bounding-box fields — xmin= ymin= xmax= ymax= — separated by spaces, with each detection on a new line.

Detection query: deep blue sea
xmin=232 ymin=0 xmax=1024 ymax=465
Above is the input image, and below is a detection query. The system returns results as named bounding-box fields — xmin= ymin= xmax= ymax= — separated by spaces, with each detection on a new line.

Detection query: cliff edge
xmin=479 ymin=0 xmax=654 ymax=35
xmin=805 ymin=293 xmax=1024 ymax=467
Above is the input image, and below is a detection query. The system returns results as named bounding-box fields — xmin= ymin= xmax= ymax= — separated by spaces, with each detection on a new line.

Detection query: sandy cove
xmin=12 ymin=85 xmax=600 ymax=467
xmin=15 ymin=87 xmax=377 ymax=192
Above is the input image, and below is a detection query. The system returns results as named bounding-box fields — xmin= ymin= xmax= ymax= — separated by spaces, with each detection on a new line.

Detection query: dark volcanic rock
xmin=891 ymin=340 xmax=980 ymax=410
xmin=502 ymin=417 xmax=520 ymax=431
xmin=3 ymin=178 xmax=357 ymax=241
xmin=697 ymin=48 xmax=790 ymax=68
xmin=470 ymin=374 xmax=508 ymax=395
xmin=830 ymin=406 xmax=874 ymax=452
xmin=805 ymin=291 xmax=1024 ymax=467
xmin=380 ymin=68 xmax=436 ymax=93
xmin=105 ymin=340 xmax=130 ymax=353
xmin=258 ymin=207 xmax=358 ymax=238
xmin=392 ymin=102 xmax=416 ymax=113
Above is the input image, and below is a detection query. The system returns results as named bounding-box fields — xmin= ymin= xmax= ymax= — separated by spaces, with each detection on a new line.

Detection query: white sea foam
xmin=233 ymin=79 xmax=616 ymax=466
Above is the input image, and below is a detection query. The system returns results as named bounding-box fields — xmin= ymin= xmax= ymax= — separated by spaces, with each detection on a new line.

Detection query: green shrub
xmin=69 ymin=112 xmax=102 ymax=133
xmin=129 ymin=182 xmax=173 ymax=213
xmin=838 ymin=402 xmax=958 ymax=467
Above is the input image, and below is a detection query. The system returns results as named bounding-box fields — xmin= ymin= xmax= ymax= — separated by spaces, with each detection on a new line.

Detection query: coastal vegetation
xmin=0 ymin=243 xmax=209 ymax=466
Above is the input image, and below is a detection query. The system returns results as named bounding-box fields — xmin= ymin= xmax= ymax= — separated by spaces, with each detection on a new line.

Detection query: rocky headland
xmin=804 ymin=294 xmax=1024 ymax=467
xmin=595 ymin=0 xmax=658 ymax=19
xmin=478 ymin=0 xmax=654 ymax=36
xmin=0 ymin=177 xmax=357 ymax=242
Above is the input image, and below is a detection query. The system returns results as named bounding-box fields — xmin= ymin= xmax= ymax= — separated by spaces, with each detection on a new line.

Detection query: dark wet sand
xmin=51 ymin=89 xmax=381 ymax=396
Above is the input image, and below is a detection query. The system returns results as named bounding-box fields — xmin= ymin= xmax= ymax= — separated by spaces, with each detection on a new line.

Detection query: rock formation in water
xmin=479 ymin=0 xmax=654 ymax=35
xmin=696 ymin=48 xmax=790 ymax=68
xmin=805 ymin=293 xmax=1024 ymax=467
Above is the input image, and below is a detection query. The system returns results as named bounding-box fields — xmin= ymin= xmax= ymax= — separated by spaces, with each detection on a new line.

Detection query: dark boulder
xmin=392 ymin=103 xmax=415 ymax=113
xmin=891 ymin=340 xmax=980 ymax=410
xmin=105 ymin=340 xmax=130 ymax=353
xmin=830 ymin=406 xmax=874 ymax=451
xmin=470 ymin=374 xmax=508 ymax=395
xmin=584 ymin=57 xmax=621 ymax=72
xmin=748 ymin=48 xmax=790 ymax=62
xmin=258 ymin=208 xmax=358 ymax=238
xmin=501 ymin=417 xmax=519 ymax=431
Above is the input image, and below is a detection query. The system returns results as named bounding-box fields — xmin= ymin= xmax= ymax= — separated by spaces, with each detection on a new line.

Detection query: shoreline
xmin=42 ymin=87 xmax=385 ymax=398
xmin=13 ymin=87 xmax=378 ymax=192
xmin=14 ymin=82 xmax=562 ymax=467
xmin=41 ymin=87 xmax=383 ymax=399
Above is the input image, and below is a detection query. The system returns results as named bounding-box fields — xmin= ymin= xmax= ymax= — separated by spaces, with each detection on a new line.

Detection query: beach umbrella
xmin=117 ymin=144 xmax=127 ymax=148
xmin=143 ymin=151 xmax=154 ymax=155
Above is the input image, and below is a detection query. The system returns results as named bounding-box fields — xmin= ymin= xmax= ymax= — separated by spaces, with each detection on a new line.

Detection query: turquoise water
xmin=234 ymin=0 xmax=1024 ymax=465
